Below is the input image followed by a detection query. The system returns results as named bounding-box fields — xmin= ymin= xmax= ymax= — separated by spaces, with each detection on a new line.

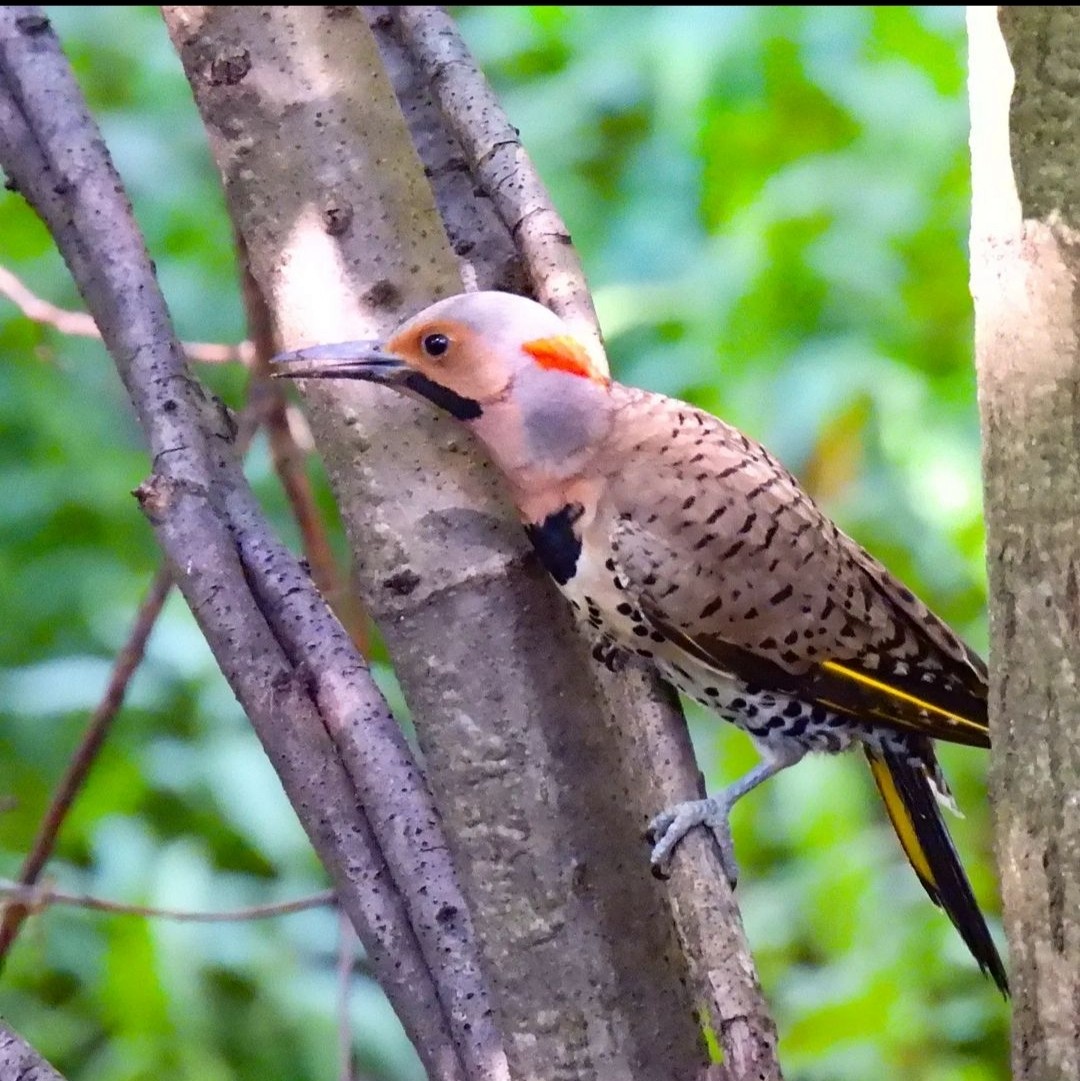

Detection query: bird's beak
xmin=270 ymin=341 xmax=408 ymax=383
xmin=271 ymin=338 xmax=484 ymax=421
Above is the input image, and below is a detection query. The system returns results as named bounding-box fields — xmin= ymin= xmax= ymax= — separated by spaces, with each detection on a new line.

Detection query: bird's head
xmin=273 ymin=291 xmax=614 ymax=487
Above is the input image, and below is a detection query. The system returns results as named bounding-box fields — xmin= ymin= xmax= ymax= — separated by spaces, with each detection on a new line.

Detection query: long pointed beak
xmin=270 ymin=341 xmax=408 ymax=383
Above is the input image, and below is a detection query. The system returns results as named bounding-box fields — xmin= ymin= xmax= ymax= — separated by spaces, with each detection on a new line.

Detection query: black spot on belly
xmin=787 ymin=715 xmax=809 ymax=737
xmin=524 ymin=503 xmax=583 ymax=586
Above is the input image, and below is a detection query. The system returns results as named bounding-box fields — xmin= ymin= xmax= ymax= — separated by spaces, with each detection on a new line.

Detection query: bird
xmin=272 ymin=289 xmax=1008 ymax=992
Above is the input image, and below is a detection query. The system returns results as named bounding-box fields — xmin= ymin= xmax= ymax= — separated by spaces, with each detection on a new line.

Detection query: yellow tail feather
xmin=867 ymin=752 xmax=936 ymax=890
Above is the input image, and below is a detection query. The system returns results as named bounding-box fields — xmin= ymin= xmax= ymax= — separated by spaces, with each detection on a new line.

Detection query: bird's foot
xmin=647 ymin=796 xmax=738 ymax=887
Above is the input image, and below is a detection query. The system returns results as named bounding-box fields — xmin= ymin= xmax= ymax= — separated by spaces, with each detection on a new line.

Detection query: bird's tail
xmin=864 ymin=744 xmax=1008 ymax=994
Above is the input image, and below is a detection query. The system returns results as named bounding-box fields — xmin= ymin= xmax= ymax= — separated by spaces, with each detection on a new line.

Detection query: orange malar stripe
xmin=522 ymin=336 xmax=608 ymax=383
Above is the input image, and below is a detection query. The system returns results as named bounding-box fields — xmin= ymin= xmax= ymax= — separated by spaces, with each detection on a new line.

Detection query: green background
xmin=0 ymin=7 xmax=1006 ymax=1080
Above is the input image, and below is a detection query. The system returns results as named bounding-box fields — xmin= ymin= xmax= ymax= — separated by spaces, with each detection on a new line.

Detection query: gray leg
xmin=647 ymin=742 xmax=806 ymax=885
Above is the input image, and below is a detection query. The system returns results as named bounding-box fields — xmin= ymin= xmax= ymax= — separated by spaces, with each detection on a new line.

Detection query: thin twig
xmin=338 ymin=909 xmax=356 ymax=1081
xmin=240 ymin=252 xmax=369 ymax=654
xmin=0 ymin=376 xmax=276 ymax=966
xmin=0 ymin=565 xmax=173 ymax=963
xmin=0 ymin=263 xmax=252 ymax=364
xmin=0 ymin=880 xmax=336 ymax=922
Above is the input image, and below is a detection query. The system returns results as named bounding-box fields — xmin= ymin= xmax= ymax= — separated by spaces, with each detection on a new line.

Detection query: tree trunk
xmin=969 ymin=8 xmax=1080 ymax=1079
xmin=163 ymin=6 xmax=779 ymax=1080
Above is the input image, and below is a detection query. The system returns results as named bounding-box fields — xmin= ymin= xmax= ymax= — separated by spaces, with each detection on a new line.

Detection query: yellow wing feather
xmin=821 ymin=660 xmax=988 ymax=740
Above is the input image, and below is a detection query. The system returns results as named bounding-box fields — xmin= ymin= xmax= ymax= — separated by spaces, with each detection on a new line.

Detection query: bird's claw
xmin=647 ymin=797 xmax=739 ymax=888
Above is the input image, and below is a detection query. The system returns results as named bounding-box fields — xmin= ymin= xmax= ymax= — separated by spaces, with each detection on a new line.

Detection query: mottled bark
xmin=0 ymin=1024 xmax=67 ymax=1081
xmin=969 ymin=8 xmax=1080 ymax=1079
xmin=163 ymin=6 xmax=779 ymax=1080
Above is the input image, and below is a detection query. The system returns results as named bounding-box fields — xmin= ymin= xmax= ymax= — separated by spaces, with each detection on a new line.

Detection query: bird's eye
xmin=421 ymin=332 xmax=450 ymax=358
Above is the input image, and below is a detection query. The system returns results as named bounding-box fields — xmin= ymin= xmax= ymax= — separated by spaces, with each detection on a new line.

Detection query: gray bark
xmin=0 ymin=1024 xmax=67 ymax=1081
xmin=970 ymin=8 xmax=1080 ymax=1079
xmin=163 ymin=6 xmax=780 ymax=1080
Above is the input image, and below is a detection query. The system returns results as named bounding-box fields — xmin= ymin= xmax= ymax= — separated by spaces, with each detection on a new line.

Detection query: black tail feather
xmin=866 ymin=745 xmax=1008 ymax=994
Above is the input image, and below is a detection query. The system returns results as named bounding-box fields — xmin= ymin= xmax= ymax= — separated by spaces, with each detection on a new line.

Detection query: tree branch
xmin=162 ymin=5 xmax=780 ymax=1079
xmin=362 ymin=6 xmax=527 ymax=299
xmin=381 ymin=10 xmax=782 ymax=1077
xmin=0 ymin=880 xmax=336 ymax=922
xmin=393 ymin=6 xmax=604 ymax=363
xmin=0 ymin=1024 xmax=68 ymax=1081
xmin=239 ymin=248 xmax=369 ymax=652
xmin=0 ymin=262 xmax=251 ymax=363
xmin=0 ymin=565 xmax=172 ymax=964
xmin=0 ymin=9 xmax=498 ymax=1080
xmin=0 ymin=293 xmax=344 ymax=963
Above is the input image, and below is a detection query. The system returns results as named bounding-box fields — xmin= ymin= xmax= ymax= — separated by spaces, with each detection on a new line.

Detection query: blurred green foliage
xmin=0 ymin=7 xmax=1005 ymax=1081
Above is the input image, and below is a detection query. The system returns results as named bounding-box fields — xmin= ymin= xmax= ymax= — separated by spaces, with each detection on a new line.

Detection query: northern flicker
xmin=273 ymin=290 xmax=1008 ymax=992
